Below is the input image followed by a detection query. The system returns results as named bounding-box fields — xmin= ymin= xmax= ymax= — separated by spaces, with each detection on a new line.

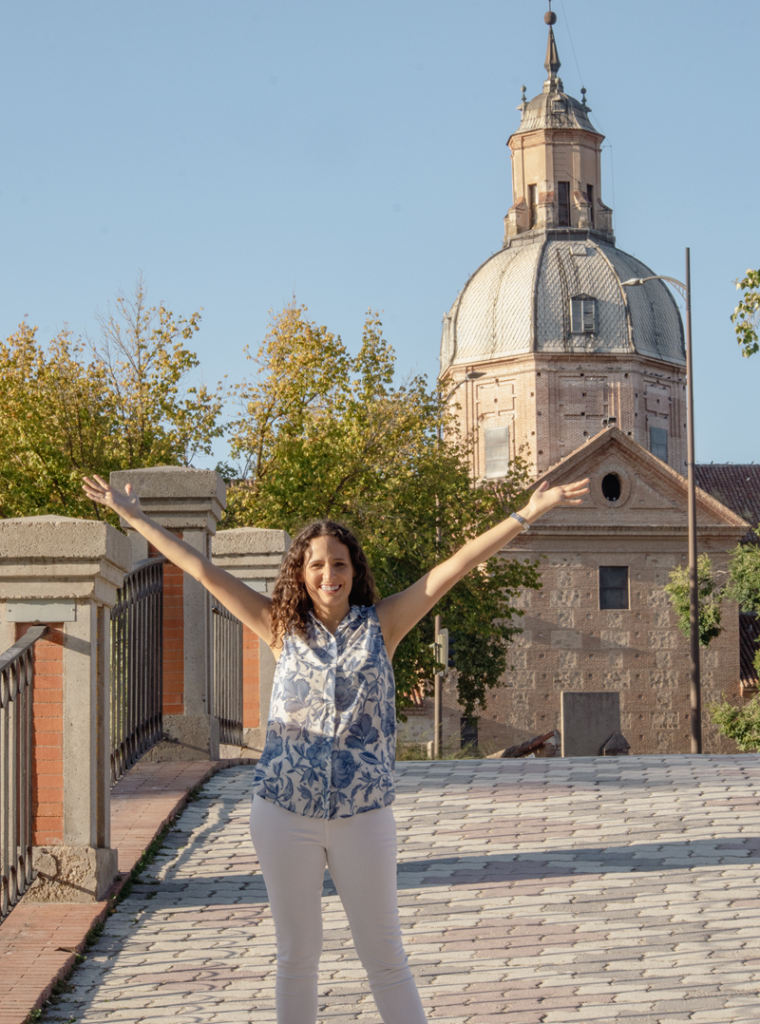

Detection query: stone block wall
xmin=421 ymin=429 xmax=750 ymax=757
xmin=483 ymin=545 xmax=742 ymax=756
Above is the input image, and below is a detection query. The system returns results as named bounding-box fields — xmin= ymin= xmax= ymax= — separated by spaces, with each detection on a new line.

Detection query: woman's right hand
xmin=82 ymin=475 xmax=142 ymax=521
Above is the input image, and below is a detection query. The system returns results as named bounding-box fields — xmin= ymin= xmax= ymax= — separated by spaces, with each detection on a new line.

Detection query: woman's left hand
xmin=524 ymin=477 xmax=590 ymax=522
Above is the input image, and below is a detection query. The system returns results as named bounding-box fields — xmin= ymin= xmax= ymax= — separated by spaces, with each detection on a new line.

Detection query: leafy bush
xmin=710 ymin=695 xmax=760 ymax=752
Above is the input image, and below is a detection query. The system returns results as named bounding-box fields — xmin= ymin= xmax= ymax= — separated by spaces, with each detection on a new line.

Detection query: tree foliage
xmin=668 ymin=532 xmax=760 ymax=748
xmin=710 ymin=695 xmax=760 ymax=753
xmin=223 ymin=303 xmax=542 ymax=718
xmin=92 ymin=279 xmax=224 ymax=469
xmin=663 ymin=553 xmax=725 ymax=648
xmin=0 ymin=279 xmax=223 ymax=520
xmin=731 ymin=269 xmax=760 ymax=358
xmin=726 ymin=532 xmax=760 ymax=681
xmin=725 ymin=534 xmax=760 ymax=617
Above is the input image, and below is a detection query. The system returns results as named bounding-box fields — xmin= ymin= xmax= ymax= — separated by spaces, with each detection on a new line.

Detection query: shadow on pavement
xmin=395 ymin=836 xmax=760 ymax=887
xmin=117 ymin=836 xmax=760 ymax=910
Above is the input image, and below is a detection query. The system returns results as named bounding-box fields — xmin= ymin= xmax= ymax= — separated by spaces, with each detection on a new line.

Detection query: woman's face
xmin=302 ymin=534 xmax=355 ymax=618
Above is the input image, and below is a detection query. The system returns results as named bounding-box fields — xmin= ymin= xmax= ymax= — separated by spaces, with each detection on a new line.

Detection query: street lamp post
xmin=433 ymin=370 xmax=485 ymax=757
xmin=622 ymin=247 xmax=701 ymax=753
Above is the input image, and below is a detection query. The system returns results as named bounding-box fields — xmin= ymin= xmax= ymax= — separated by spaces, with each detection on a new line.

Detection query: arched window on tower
xmin=528 ymin=185 xmax=538 ymax=228
xmin=570 ymin=294 xmax=596 ymax=334
xmin=557 ymin=181 xmax=571 ymax=227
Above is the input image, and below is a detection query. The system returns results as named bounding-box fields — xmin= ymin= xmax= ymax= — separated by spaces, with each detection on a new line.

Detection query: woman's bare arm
xmin=82 ymin=475 xmax=275 ymax=646
xmin=375 ymin=478 xmax=589 ymax=658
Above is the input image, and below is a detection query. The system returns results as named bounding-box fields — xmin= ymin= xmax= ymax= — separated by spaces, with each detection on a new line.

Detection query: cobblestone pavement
xmin=41 ymin=756 xmax=760 ymax=1024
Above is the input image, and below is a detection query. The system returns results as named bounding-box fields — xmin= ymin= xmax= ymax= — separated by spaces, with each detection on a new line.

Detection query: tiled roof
xmin=740 ymin=613 xmax=760 ymax=687
xmin=694 ymin=465 xmax=760 ymax=543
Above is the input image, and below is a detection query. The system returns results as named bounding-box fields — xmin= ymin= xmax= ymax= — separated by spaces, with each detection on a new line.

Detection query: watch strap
xmin=510 ymin=512 xmax=531 ymax=533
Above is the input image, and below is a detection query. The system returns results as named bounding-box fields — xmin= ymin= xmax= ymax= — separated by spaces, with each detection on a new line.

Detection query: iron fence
xmin=110 ymin=558 xmax=164 ymax=785
xmin=0 ymin=625 xmax=47 ymax=919
xmin=212 ymin=604 xmax=243 ymax=746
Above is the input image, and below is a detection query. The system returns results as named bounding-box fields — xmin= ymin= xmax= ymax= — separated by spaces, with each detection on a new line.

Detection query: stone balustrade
xmin=0 ymin=516 xmax=131 ymax=902
xmin=0 ymin=469 xmax=290 ymax=903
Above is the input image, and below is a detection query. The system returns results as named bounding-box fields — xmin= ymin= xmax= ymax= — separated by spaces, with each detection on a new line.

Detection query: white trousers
xmin=249 ymin=795 xmax=428 ymax=1024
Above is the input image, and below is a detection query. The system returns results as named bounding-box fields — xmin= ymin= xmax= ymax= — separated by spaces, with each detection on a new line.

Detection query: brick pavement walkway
xmin=38 ymin=756 xmax=760 ymax=1024
xmin=0 ymin=761 xmax=229 ymax=1024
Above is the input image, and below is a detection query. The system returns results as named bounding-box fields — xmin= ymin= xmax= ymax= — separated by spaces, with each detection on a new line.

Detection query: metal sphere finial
xmin=545 ymin=10 xmax=557 ymax=25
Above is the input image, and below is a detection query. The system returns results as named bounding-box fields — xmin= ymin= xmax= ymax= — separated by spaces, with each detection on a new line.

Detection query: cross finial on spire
xmin=544 ymin=4 xmax=561 ymax=81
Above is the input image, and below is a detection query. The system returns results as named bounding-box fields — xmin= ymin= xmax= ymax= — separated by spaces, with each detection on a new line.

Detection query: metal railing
xmin=212 ymin=604 xmax=243 ymax=746
xmin=110 ymin=558 xmax=164 ymax=786
xmin=0 ymin=625 xmax=47 ymax=919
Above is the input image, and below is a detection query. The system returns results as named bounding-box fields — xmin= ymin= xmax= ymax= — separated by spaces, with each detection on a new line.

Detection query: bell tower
xmin=503 ymin=6 xmax=613 ymax=242
xmin=439 ymin=5 xmax=687 ymax=481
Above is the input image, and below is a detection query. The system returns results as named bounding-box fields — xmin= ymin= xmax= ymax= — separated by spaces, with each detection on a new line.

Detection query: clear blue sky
xmin=2 ymin=0 xmax=757 ymax=468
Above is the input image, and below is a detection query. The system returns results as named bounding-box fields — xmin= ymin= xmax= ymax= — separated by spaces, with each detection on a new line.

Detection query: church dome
xmin=516 ymin=83 xmax=595 ymax=134
xmin=440 ymin=235 xmax=686 ymax=371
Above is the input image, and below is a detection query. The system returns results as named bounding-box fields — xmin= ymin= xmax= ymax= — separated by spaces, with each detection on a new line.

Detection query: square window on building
xmin=650 ymin=426 xmax=668 ymax=462
xmin=484 ymin=425 xmax=510 ymax=478
xmin=571 ymin=295 xmax=596 ymax=334
xmin=557 ymin=181 xmax=571 ymax=226
xmin=599 ymin=566 xmax=629 ymax=610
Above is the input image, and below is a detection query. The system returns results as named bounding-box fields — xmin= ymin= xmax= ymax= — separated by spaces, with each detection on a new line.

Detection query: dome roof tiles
xmin=441 ymin=235 xmax=686 ymax=370
xmin=516 ymin=88 xmax=596 ymax=135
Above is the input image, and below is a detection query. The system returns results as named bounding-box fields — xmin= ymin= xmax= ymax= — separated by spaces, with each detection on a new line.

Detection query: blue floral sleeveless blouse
xmin=251 ymin=604 xmax=396 ymax=819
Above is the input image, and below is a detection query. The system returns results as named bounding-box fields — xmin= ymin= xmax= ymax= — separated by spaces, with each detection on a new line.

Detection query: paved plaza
xmin=39 ymin=757 xmax=760 ymax=1024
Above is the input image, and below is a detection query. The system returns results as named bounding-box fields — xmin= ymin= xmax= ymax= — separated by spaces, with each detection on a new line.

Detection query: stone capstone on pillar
xmin=0 ymin=515 xmax=132 ymax=608
xmin=110 ymin=466 xmax=226 ymax=537
xmin=111 ymin=467 xmax=227 ymax=762
xmin=0 ymin=515 xmax=131 ymax=902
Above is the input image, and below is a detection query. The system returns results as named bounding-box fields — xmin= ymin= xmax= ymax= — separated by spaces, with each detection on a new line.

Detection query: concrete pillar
xmin=110 ymin=466 xmax=226 ymax=762
xmin=211 ymin=528 xmax=290 ymax=754
xmin=0 ymin=515 xmax=131 ymax=901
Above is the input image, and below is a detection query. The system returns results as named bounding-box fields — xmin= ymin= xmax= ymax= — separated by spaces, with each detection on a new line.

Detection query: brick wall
xmin=448 ymin=353 xmax=687 ymax=481
xmin=151 ymin=538 xmax=185 ymax=715
xmin=242 ymin=625 xmax=260 ymax=729
xmin=16 ymin=623 xmax=64 ymax=845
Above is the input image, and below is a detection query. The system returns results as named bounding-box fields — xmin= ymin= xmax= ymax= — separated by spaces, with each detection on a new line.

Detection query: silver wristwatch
xmin=510 ymin=512 xmax=531 ymax=533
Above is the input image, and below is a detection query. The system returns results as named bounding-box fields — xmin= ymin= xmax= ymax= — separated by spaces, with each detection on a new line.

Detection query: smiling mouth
xmin=320 ymin=584 xmax=341 ymax=593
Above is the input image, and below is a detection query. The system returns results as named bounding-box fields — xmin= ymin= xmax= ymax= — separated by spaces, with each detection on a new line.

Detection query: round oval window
xmin=602 ymin=473 xmax=622 ymax=502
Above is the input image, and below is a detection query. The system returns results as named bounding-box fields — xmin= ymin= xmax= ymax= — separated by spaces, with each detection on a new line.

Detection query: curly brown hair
xmin=269 ymin=520 xmax=378 ymax=645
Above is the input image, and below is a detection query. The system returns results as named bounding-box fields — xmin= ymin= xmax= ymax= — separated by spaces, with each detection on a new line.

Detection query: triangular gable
xmin=531 ymin=427 xmax=750 ymax=535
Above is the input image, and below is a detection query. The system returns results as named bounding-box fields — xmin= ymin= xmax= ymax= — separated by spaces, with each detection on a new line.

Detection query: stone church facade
xmin=401 ymin=11 xmax=752 ymax=756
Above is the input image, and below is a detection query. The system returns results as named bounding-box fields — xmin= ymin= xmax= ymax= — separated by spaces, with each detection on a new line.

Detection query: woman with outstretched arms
xmin=82 ymin=472 xmax=588 ymax=1024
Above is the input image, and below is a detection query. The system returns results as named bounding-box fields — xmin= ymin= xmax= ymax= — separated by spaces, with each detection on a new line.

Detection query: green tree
xmin=679 ymin=532 xmax=760 ymax=750
xmin=726 ymin=536 xmax=760 ymax=618
xmin=0 ymin=279 xmax=224 ymax=520
xmin=726 ymin=532 xmax=760 ymax=686
xmin=92 ymin=277 xmax=224 ymax=468
xmin=709 ymin=695 xmax=760 ymax=752
xmin=663 ymin=553 xmax=725 ymax=648
xmin=731 ymin=269 xmax=760 ymax=357
xmin=224 ymin=303 xmax=542 ymax=717
xmin=0 ymin=325 xmax=114 ymax=518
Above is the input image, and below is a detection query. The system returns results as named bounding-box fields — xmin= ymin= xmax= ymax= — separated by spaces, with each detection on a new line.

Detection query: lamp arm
xmin=622 ymin=274 xmax=687 ymax=301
